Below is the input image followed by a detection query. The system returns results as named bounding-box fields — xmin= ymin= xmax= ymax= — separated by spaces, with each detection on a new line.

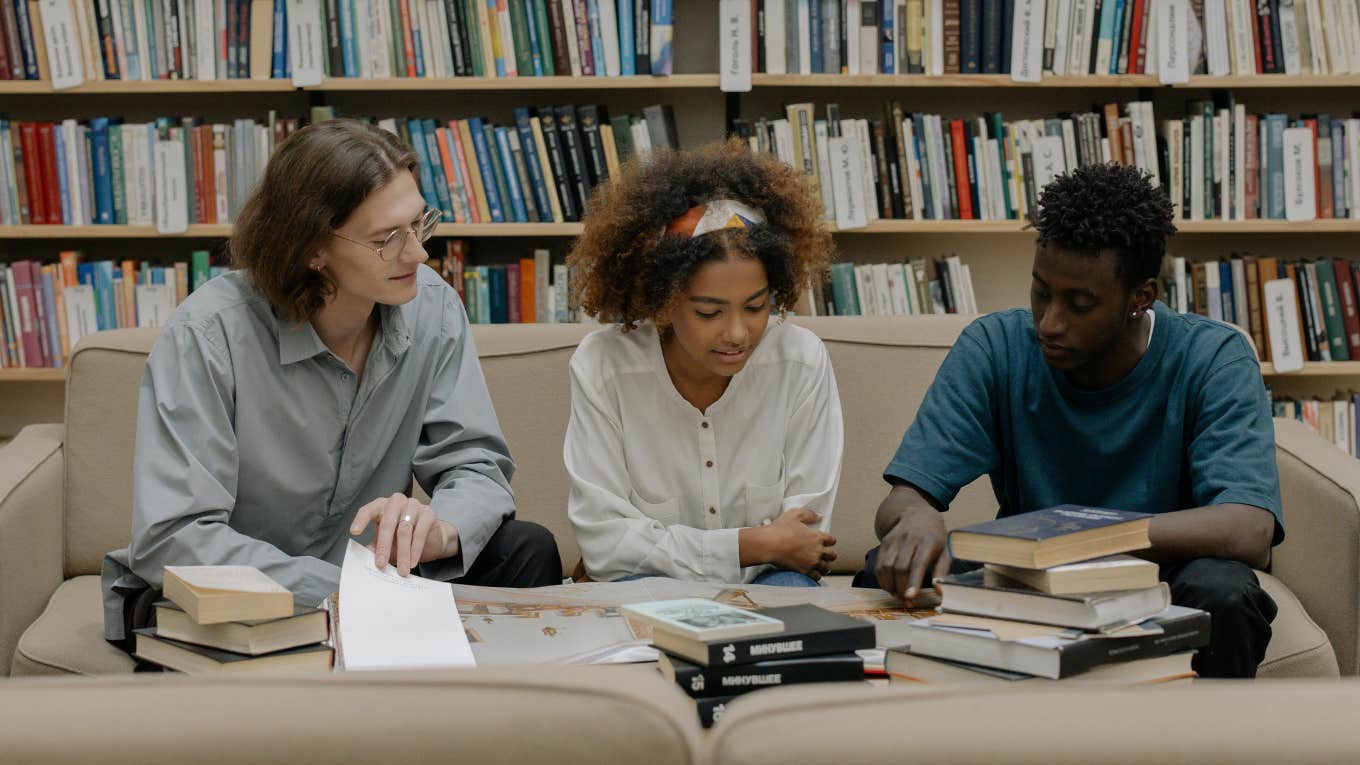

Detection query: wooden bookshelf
xmin=749 ymin=74 xmax=1360 ymax=89
xmin=434 ymin=223 xmax=585 ymax=236
xmin=1262 ymin=362 xmax=1360 ymax=376
xmin=0 ymin=80 xmax=300 ymax=95
xmin=0 ymin=225 xmax=234 ymax=238
xmin=310 ymin=75 xmax=722 ymax=91
xmin=0 ymin=369 xmax=66 ymax=382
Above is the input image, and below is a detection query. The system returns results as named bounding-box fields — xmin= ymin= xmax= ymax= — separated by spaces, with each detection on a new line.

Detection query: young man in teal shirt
xmin=855 ymin=163 xmax=1281 ymax=678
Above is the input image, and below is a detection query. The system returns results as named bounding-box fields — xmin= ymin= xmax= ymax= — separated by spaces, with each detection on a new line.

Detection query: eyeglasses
xmin=332 ymin=207 xmax=442 ymax=261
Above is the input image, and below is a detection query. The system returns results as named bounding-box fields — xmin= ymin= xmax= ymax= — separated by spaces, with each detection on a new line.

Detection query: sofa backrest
xmin=61 ymin=317 xmax=998 ymax=578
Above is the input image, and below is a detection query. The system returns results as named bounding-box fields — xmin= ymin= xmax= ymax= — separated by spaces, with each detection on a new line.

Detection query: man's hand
xmin=740 ymin=508 xmax=837 ymax=579
xmin=350 ymin=493 xmax=460 ymax=576
xmin=874 ymin=486 xmax=951 ymax=604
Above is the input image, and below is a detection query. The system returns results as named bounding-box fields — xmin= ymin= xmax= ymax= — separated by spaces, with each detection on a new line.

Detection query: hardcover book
xmin=947 ymin=505 xmax=1152 ymax=569
xmin=649 ymin=604 xmax=875 ymax=667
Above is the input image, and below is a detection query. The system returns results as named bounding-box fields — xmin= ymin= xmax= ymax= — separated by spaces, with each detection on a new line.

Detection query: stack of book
xmin=889 ymin=505 xmax=1209 ymax=685
xmin=134 ymin=565 xmax=333 ymax=674
xmin=1274 ymin=394 xmax=1360 ymax=460
xmin=624 ymin=599 xmax=875 ymax=728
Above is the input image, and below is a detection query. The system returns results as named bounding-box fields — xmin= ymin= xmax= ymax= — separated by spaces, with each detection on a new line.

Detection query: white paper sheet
xmin=338 ymin=540 xmax=475 ymax=671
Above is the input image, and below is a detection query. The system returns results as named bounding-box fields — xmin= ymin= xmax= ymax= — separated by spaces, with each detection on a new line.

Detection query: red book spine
xmin=11 ymin=261 xmax=47 ymax=367
xmin=506 ymin=262 xmax=521 ymax=323
xmin=571 ymin=0 xmax=593 ymax=75
xmin=1127 ymin=0 xmax=1146 ymax=74
xmin=448 ymin=121 xmax=481 ymax=223
xmin=398 ymin=0 xmax=417 ymax=77
xmin=949 ymin=119 xmax=973 ymax=220
xmin=544 ymin=0 xmax=571 ymax=75
xmin=1249 ymin=0 xmax=1263 ymax=73
xmin=19 ymin=122 xmax=47 ymax=224
xmin=0 ymin=4 xmax=13 ymax=80
xmin=1244 ymin=114 xmax=1259 ymax=219
xmin=1334 ymin=259 xmax=1360 ymax=359
xmin=200 ymin=127 xmax=217 ymax=223
xmin=444 ymin=239 xmax=466 ymax=299
xmin=38 ymin=123 xmax=63 ymax=225
xmin=1256 ymin=2 xmax=1277 ymax=73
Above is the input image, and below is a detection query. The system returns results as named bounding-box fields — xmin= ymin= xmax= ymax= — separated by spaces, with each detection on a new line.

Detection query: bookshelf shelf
xmin=0 ymin=80 xmax=300 ymax=95
xmin=433 ymin=223 xmax=585 ymax=236
xmin=748 ymin=74 xmax=1360 ymax=89
xmin=0 ymin=369 xmax=65 ymax=382
xmin=310 ymin=75 xmax=722 ymax=91
xmin=0 ymin=225 xmax=234 ymax=238
xmin=1262 ymin=362 xmax=1360 ymax=376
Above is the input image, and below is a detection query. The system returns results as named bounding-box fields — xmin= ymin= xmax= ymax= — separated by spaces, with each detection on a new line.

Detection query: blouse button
xmin=705 ymin=460 xmax=714 ymax=468
xmin=701 ymin=421 xmax=709 ymax=429
xmin=708 ymin=507 xmax=717 ymax=515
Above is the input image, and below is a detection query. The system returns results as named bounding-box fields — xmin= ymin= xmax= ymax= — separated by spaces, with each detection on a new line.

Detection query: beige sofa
xmin=0 ymin=318 xmax=1350 ymax=678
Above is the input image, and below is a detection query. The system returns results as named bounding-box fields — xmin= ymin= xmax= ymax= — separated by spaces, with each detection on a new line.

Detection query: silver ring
xmin=400 ymin=514 xmax=414 ymax=525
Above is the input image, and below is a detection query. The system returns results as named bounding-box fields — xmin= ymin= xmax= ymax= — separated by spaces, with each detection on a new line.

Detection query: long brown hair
xmin=230 ymin=118 xmax=419 ymax=323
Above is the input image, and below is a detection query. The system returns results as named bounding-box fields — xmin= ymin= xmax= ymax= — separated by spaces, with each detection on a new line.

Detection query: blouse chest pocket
xmin=743 ymin=474 xmax=786 ymax=527
xmin=628 ymin=489 xmax=681 ymax=526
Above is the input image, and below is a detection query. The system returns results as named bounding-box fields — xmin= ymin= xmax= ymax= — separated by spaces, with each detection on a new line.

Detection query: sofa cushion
xmin=1256 ymin=571 xmax=1339 ymax=677
xmin=10 ymin=575 xmax=135 ymax=676
xmin=0 ymin=666 xmax=700 ymax=765
xmin=64 ymin=329 xmax=157 ymax=577
xmin=707 ymin=679 xmax=1360 ymax=764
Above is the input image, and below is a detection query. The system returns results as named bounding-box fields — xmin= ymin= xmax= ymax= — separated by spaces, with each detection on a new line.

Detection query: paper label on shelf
xmin=1264 ymin=278 xmax=1305 ymax=373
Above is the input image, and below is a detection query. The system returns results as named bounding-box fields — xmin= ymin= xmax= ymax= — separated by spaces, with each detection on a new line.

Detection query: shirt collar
xmin=275 ymin=302 xmax=413 ymax=366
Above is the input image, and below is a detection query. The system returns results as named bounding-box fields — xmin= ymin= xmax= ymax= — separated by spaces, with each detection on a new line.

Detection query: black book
xmin=134 ymin=629 xmax=333 ymax=674
xmin=537 ymin=106 xmax=579 ymax=221
xmin=643 ymin=104 xmax=679 ymax=150
xmin=697 ymin=694 xmax=738 ymax=728
xmin=650 ymin=604 xmax=875 ymax=667
xmin=554 ymin=105 xmax=593 ymax=217
xmin=634 ymin=0 xmax=651 ymax=74
xmin=1000 ymin=0 xmax=1014 ymax=73
xmin=937 ymin=257 xmax=955 ymax=312
xmin=1086 ymin=0 xmax=1104 ymax=75
xmin=1297 ymin=264 xmax=1322 ymax=361
xmin=659 ymin=651 xmax=864 ymax=699
xmin=963 ymin=120 xmax=980 ymax=218
xmin=755 ymin=0 xmax=765 ymax=72
xmin=960 ymin=0 xmax=982 ymax=73
xmin=1267 ymin=0 xmax=1284 ymax=75
xmin=826 ymin=103 xmax=841 ymax=137
xmin=981 ymin=0 xmax=1001 ymax=73
xmin=324 ymin=0 xmax=343 ymax=76
xmin=444 ymin=0 xmax=469 ymax=76
xmin=577 ymin=104 xmax=610 ymax=186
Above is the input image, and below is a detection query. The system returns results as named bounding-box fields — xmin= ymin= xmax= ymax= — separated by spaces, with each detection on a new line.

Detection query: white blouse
xmin=564 ymin=320 xmax=844 ymax=583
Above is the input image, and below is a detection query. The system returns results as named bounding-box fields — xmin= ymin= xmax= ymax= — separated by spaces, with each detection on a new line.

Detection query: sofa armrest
xmin=0 ymin=424 xmax=64 ymax=677
xmin=1272 ymin=417 xmax=1360 ymax=676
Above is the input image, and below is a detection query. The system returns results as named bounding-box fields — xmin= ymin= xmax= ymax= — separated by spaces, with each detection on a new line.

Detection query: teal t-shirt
xmin=886 ymin=300 xmax=1284 ymax=544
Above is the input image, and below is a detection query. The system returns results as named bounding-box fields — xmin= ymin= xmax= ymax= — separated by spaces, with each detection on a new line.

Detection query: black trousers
xmin=853 ymin=548 xmax=1276 ymax=679
xmin=116 ymin=519 xmax=562 ymax=661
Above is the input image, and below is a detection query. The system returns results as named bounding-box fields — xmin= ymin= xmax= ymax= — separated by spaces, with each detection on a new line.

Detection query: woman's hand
xmin=740 ymin=508 xmax=837 ymax=580
xmin=350 ymin=493 xmax=460 ymax=576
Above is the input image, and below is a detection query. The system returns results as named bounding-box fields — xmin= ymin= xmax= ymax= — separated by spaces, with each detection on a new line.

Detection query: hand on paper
xmin=350 ymin=493 xmax=460 ymax=576
xmin=741 ymin=508 xmax=837 ymax=580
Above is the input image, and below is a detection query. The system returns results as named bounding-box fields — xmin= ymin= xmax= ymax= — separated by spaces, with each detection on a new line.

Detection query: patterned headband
xmin=662 ymin=199 xmax=767 ymax=240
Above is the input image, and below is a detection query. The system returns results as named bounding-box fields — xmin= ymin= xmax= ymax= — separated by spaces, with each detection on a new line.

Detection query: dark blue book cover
xmin=809 ymin=0 xmax=823 ymax=74
xmin=513 ymin=107 xmax=554 ymax=221
xmin=13 ymin=0 xmax=40 ymax=79
xmin=494 ymin=126 xmax=529 ymax=223
xmin=481 ymin=121 xmax=514 ymax=224
xmin=271 ymin=0 xmax=288 ymax=78
xmin=466 ymin=118 xmax=506 ymax=223
xmin=960 ymin=0 xmax=982 ymax=73
xmin=1000 ymin=0 xmax=1014 ymax=73
xmin=488 ymin=265 xmax=509 ymax=323
xmin=952 ymin=505 xmax=1151 ymax=542
xmin=90 ymin=118 xmax=114 ymax=225
xmin=1219 ymin=261 xmax=1235 ymax=326
xmin=981 ymin=0 xmax=1001 ymax=73
xmin=421 ymin=119 xmax=454 ymax=221
xmin=880 ymin=0 xmax=894 ymax=74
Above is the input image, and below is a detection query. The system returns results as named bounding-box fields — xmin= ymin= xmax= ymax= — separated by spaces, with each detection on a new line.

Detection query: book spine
xmin=514 ymin=109 xmax=554 ymax=218
xmin=544 ymin=0 xmax=570 ymax=73
xmin=672 ymin=656 xmax=864 ymax=699
xmin=556 ymin=105 xmax=592 ymax=214
xmin=538 ymin=108 xmax=578 ymax=220
xmin=701 ymin=624 xmax=876 ymax=665
xmin=466 ymin=118 xmax=505 ymax=222
xmin=1057 ymin=610 xmax=1210 ymax=678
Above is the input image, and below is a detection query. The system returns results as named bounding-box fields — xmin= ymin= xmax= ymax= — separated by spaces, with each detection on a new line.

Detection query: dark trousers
xmin=853 ymin=547 xmax=1276 ymax=679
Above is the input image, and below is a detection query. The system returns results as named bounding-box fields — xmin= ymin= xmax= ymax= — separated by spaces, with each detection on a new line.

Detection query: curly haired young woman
xmin=563 ymin=138 xmax=844 ymax=587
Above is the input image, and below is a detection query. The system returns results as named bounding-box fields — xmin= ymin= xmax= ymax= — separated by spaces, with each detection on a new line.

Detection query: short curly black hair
xmin=567 ymin=138 xmax=832 ymax=329
xmin=1033 ymin=162 xmax=1177 ymax=288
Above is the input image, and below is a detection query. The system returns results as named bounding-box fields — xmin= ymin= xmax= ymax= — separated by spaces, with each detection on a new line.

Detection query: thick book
xmin=642 ymin=103 xmax=678 ymax=150
xmin=162 ymin=565 xmax=294 ymax=625
xmin=696 ymin=694 xmax=737 ymax=728
xmin=887 ymin=648 xmax=1195 ymax=685
xmin=947 ymin=505 xmax=1152 ymax=569
xmin=134 ymin=628 xmax=333 ymax=674
xmin=649 ymin=604 xmax=875 ymax=667
xmin=985 ymin=554 xmax=1160 ymax=595
xmin=154 ymin=600 xmax=328 ymax=655
xmin=659 ymin=651 xmax=864 ymax=698
xmin=554 ymin=104 xmax=593 ymax=217
xmin=939 ymin=568 xmax=1171 ymax=630
xmin=624 ymin=599 xmax=785 ymax=642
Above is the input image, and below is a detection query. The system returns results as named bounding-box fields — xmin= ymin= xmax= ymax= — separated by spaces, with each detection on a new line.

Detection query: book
xmin=903 ymin=605 xmax=1211 ymax=679
xmin=648 ymin=604 xmax=875 ymax=667
xmin=154 ymin=600 xmax=328 ymax=655
xmin=659 ymin=650 xmax=864 ymax=698
xmin=947 ymin=505 xmax=1152 ymax=569
xmin=162 ymin=565 xmax=294 ymax=624
xmin=938 ymin=568 xmax=1172 ymax=630
xmin=696 ymin=693 xmax=737 ymax=728
xmin=887 ymin=648 xmax=1196 ymax=685
xmin=134 ymin=628 xmax=333 ymax=674
xmin=623 ymin=598 xmax=785 ymax=641
xmin=985 ymin=554 xmax=1159 ymax=595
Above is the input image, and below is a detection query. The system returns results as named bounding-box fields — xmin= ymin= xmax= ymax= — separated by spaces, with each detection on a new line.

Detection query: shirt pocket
xmin=628 ymin=489 xmax=681 ymax=527
xmin=743 ymin=475 xmax=787 ymax=528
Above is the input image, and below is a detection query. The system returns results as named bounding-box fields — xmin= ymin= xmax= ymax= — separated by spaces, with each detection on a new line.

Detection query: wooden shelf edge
xmin=0 ymin=369 xmax=66 ymax=381
xmin=0 ymin=225 xmax=234 ymax=238
xmin=309 ymin=75 xmax=721 ymax=91
xmin=749 ymin=74 xmax=1360 ymax=88
xmin=0 ymin=80 xmax=299 ymax=94
xmin=1262 ymin=362 xmax=1360 ymax=376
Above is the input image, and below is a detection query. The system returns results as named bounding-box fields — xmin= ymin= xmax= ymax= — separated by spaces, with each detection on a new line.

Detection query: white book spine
xmin=1068 ymin=0 xmax=1090 ymax=73
xmin=1347 ymin=119 xmax=1360 ymax=218
xmin=1205 ymin=0 xmax=1230 ymax=74
xmin=1343 ymin=0 xmax=1360 ymax=73
xmin=1304 ymin=0 xmax=1328 ymax=73
xmin=60 ymin=120 xmax=84 ymax=225
xmin=1011 ymin=0 xmax=1045 ymax=80
xmin=1233 ymin=103 xmax=1246 ymax=219
xmin=1190 ymin=115 xmax=1204 ymax=220
xmin=1051 ymin=0 xmax=1072 ymax=74
xmin=194 ymin=0 xmax=215 ymax=77
xmin=767 ymin=0 xmax=787 ymax=73
xmin=856 ymin=120 xmax=879 ymax=221
xmin=598 ymin=0 xmax=621 ymax=76
xmin=1278 ymin=0 xmax=1303 ymax=73
xmin=903 ymin=119 xmax=924 ymax=220
xmin=1157 ymin=0 xmax=1190 ymax=82
xmin=814 ymin=120 xmax=835 ymax=220
xmin=154 ymin=138 xmax=188 ymax=233
xmin=798 ymin=0 xmax=812 ymax=74
xmin=1283 ymin=126 xmax=1317 ymax=221
xmin=720 ymin=0 xmax=752 ymax=91
xmin=861 ymin=1 xmax=879 ymax=73
xmin=930 ymin=0 xmax=944 ymax=72
xmin=560 ymin=0 xmax=581 ymax=76
xmin=1320 ymin=0 xmax=1346 ymax=74
xmin=286 ymin=0 xmax=322 ymax=84
xmin=872 ymin=263 xmax=894 ymax=315
xmin=1216 ymin=110 xmax=1229 ymax=221
xmin=828 ymin=135 xmax=869 ymax=229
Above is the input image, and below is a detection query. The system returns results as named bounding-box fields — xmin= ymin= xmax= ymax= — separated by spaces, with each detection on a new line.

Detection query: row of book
xmin=736 ymin=98 xmax=1360 ymax=226
xmin=745 ymin=0 xmax=1360 ymax=77
xmin=0 ymin=103 xmax=678 ymax=227
xmin=1161 ymin=255 xmax=1360 ymax=367
xmin=1274 ymin=393 xmax=1360 ymax=460
xmin=800 ymin=256 xmax=979 ymax=317
xmin=0 ymin=251 xmax=224 ymax=369
xmin=890 ymin=505 xmax=1208 ymax=685
xmin=429 ymin=241 xmax=584 ymax=323
xmin=1 ymin=0 xmax=677 ymax=86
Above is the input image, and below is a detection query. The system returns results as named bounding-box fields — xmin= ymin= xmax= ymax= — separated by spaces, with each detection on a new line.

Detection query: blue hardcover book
xmin=39 ymin=271 xmax=62 ymax=367
xmin=406 ymin=120 xmax=440 ymax=216
xmin=476 ymin=265 xmax=491 ymax=323
xmin=617 ymin=0 xmax=635 ymax=75
xmin=512 ymin=107 xmax=553 ymax=221
xmin=586 ymin=0 xmax=606 ymax=75
xmin=338 ymin=0 xmax=357 ymax=76
xmin=880 ymin=0 xmax=893 ymax=73
xmin=92 ymin=261 xmax=117 ymax=330
xmin=90 ymin=119 xmax=114 ymax=224
xmin=650 ymin=0 xmax=673 ymax=74
xmin=466 ymin=118 xmax=506 ymax=223
xmin=1331 ymin=119 xmax=1348 ymax=219
xmin=981 ymin=0 xmax=1001 ymax=73
xmin=1095 ymin=0 xmax=1117 ymax=72
xmin=422 ymin=119 xmax=454 ymax=221
xmin=960 ymin=0 xmax=981 ymax=73
xmin=947 ymin=505 xmax=1153 ymax=568
xmin=488 ymin=265 xmax=508 ymax=323
xmin=524 ymin=0 xmax=545 ymax=75
xmin=53 ymin=126 xmax=71 ymax=225
xmin=1219 ymin=261 xmax=1235 ymax=326
xmin=13 ymin=0 xmax=40 ymax=78
xmin=1266 ymin=114 xmax=1287 ymax=219
xmin=272 ymin=0 xmax=288 ymax=78
xmin=809 ymin=0 xmax=823 ymax=74
xmin=481 ymin=121 xmax=514 ymax=222
xmin=1107 ymin=0 xmax=1126 ymax=73
xmin=912 ymin=114 xmax=934 ymax=219
xmin=494 ymin=127 xmax=529 ymax=222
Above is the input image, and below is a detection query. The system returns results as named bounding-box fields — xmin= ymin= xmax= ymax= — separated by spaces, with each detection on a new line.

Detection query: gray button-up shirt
xmin=102 ymin=265 xmax=515 ymax=640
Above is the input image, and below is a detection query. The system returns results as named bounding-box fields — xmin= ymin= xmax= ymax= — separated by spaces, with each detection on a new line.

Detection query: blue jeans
xmin=615 ymin=569 xmax=819 ymax=587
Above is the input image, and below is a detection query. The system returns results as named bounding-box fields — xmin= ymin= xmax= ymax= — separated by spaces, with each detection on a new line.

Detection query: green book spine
xmin=181 ymin=129 xmax=195 ymax=223
xmin=609 ymin=114 xmax=634 ymax=163
xmin=1314 ymin=259 xmax=1351 ymax=361
xmin=463 ymin=269 xmax=479 ymax=322
xmin=390 ymin=0 xmax=406 ymax=77
xmin=532 ymin=0 xmax=554 ymax=74
xmin=507 ymin=0 xmax=534 ymax=76
xmin=830 ymin=262 xmax=861 ymax=316
xmin=109 ymin=124 xmax=128 ymax=225
xmin=191 ymin=250 xmax=211 ymax=292
xmin=481 ymin=121 xmax=513 ymax=222
xmin=476 ymin=265 xmax=491 ymax=324
xmin=462 ymin=0 xmax=484 ymax=76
